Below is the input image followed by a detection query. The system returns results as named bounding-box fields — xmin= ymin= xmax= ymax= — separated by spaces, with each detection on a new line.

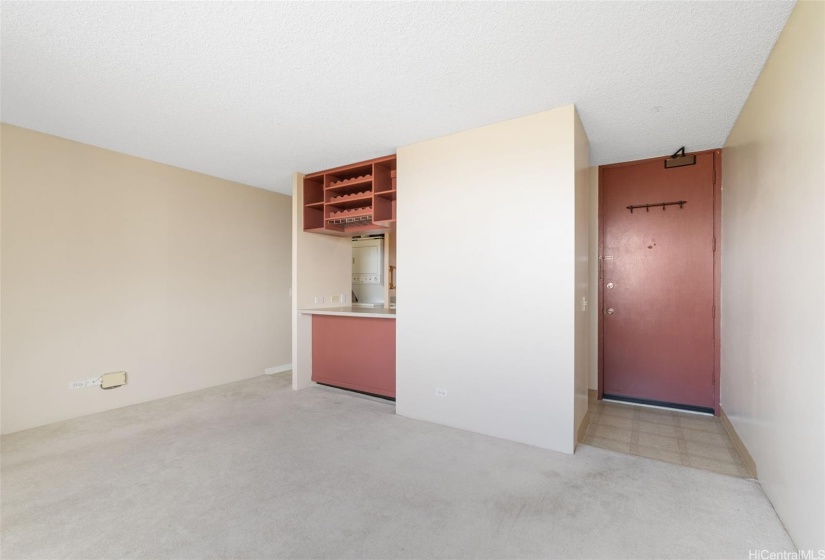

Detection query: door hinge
xmin=712 ymin=374 xmax=715 ymax=386
xmin=712 ymin=237 xmax=716 ymax=252
xmin=712 ymin=168 xmax=716 ymax=185
xmin=712 ymin=304 xmax=716 ymax=318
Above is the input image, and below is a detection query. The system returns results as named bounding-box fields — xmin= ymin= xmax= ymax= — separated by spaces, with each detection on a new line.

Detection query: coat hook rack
xmin=627 ymin=200 xmax=687 ymax=213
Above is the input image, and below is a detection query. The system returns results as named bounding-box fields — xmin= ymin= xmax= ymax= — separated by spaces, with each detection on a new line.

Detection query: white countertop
xmin=299 ymin=306 xmax=396 ymax=319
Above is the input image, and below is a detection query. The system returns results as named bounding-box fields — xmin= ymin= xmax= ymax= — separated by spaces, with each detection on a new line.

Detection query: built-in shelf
xmin=328 ymin=174 xmax=373 ymax=191
xmin=327 ymin=192 xmax=373 ymax=209
xmin=304 ymin=226 xmax=328 ymax=234
xmin=374 ymin=189 xmax=397 ymax=201
xmin=303 ymin=155 xmax=397 ymax=236
xmin=327 ymin=206 xmax=373 ymax=220
xmin=328 ymin=190 xmax=371 ymax=202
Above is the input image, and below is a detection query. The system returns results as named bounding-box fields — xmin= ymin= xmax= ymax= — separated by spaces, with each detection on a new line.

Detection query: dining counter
xmin=299 ymin=306 xmax=396 ymax=319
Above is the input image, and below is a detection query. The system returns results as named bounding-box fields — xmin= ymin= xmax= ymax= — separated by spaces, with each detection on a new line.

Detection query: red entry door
xmin=601 ymin=153 xmax=716 ymax=412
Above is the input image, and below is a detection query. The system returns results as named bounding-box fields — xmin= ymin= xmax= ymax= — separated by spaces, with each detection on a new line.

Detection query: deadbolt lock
xmin=606 ymin=282 xmax=614 ymax=289
xmin=606 ymin=307 xmax=615 ymax=315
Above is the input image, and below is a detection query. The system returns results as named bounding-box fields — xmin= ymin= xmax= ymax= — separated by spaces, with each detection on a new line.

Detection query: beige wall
xmin=0 ymin=124 xmax=292 ymax=435
xmin=396 ymin=106 xmax=585 ymax=453
xmin=721 ymin=0 xmax=824 ymax=551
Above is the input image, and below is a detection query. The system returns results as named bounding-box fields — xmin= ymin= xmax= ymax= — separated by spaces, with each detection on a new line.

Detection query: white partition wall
xmin=396 ymin=106 xmax=589 ymax=453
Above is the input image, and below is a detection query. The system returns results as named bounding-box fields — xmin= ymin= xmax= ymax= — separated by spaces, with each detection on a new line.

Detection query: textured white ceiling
xmin=1 ymin=1 xmax=794 ymax=194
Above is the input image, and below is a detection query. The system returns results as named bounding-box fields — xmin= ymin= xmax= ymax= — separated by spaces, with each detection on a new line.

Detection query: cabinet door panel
xmin=353 ymin=246 xmax=380 ymax=275
xmin=311 ymin=316 xmax=396 ymax=398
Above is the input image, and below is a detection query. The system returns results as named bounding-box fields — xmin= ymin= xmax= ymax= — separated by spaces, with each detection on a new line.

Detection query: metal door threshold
xmin=602 ymin=394 xmax=714 ymax=415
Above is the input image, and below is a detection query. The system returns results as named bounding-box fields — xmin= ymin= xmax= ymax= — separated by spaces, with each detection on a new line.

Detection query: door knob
xmin=606 ymin=307 xmax=615 ymax=315
xmin=606 ymin=282 xmax=614 ymax=289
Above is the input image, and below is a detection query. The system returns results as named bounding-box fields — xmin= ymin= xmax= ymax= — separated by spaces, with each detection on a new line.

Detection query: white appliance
xmin=352 ymin=236 xmax=384 ymax=305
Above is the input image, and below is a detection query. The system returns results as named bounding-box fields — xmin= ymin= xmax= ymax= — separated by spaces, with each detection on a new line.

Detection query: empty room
xmin=1 ymin=1 xmax=823 ymax=559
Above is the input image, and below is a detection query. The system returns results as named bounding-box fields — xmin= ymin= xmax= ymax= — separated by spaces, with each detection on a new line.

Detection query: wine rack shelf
xmin=303 ymin=155 xmax=397 ymax=236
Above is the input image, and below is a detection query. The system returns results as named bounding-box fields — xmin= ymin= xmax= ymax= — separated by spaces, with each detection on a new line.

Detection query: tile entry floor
xmin=583 ymin=398 xmax=752 ymax=478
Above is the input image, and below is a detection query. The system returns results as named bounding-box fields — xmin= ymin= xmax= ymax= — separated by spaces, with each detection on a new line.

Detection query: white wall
xmin=396 ymin=106 xmax=585 ymax=453
xmin=1 ymin=125 xmax=292 ymax=434
xmin=721 ymin=1 xmax=824 ymax=551
xmin=290 ymin=172 xmax=352 ymax=390
xmin=573 ymin=112 xmax=591 ymax=440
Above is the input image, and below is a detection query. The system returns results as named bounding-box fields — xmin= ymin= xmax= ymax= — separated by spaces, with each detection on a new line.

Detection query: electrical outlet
xmin=68 ymin=380 xmax=86 ymax=390
xmin=85 ymin=378 xmax=102 ymax=388
xmin=340 ymin=293 xmax=347 ymax=303
xmin=435 ymin=388 xmax=448 ymax=398
xmin=331 ymin=295 xmax=341 ymax=303
xmin=314 ymin=296 xmax=324 ymax=304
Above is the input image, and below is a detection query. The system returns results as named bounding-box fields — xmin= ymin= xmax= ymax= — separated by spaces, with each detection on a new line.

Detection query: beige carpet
xmin=1 ymin=373 xmax=795 ymax=559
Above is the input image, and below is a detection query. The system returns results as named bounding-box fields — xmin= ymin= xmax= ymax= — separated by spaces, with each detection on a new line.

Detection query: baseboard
xmin=264 ymin=364 xmax=292 ymax=375
xmin=719 ymin=406 xmax=758 ymax=479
